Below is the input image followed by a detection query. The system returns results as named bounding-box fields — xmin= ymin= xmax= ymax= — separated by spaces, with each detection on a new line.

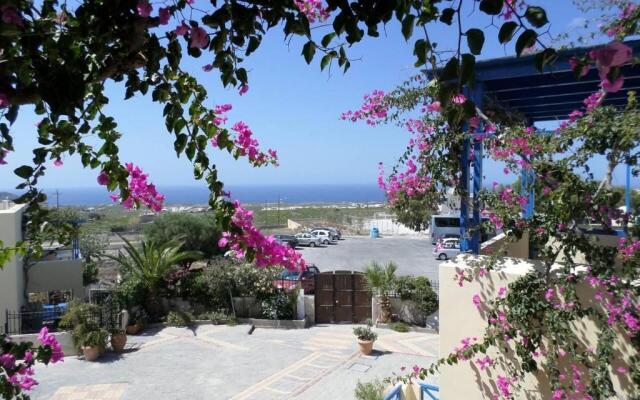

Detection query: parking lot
xmin=295 ymin=236 xmax=440 ymax=282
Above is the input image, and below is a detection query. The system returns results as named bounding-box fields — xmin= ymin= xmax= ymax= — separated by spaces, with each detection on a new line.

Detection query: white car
xmin=295 ymin=233 xmax=322 ymax=247
xmin=310 ymin=229 xmax=334 ymax=245
xmin=433 ymin=238 xmax=460 ymax=260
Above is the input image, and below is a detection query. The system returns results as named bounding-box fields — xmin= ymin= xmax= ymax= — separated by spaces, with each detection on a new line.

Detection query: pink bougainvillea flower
xmin=0 ymin=93 xmax=9 ymax=108
xmin=601 ymin=75 xmax=624 ymax=93
xmin=475 ymin=356 xmax=494 ymax=370
xmin=190 ymin=27 xmax=209 ymax=49
xmin=53 ymin=159 xmax=63 ymax=167
xmin=238 ymin=84 xmax=249 ymax=96
xmin=136 ymin=0 xmax=152 ymax=17
xmin=452 ymin=94 xmax=466 ymax=104
xmin=97 ymin=172 xmax=110 ymax=186
xmin=202 ymin=64 xmax=213 ymax=72
xmin=568 ymin=57 xmax=589 ymax=77
xmin=38 ymin=326 xmax=64 ymax=363
xmin=175 ymin=23 xmax=189 ymax=36
xmin=498 ymin=287 xmax=507 ymax=298
xmin=109 ymin=163 xmax=164 ymax=212
xmin=427 ymin=101 xmax=441 ymax=113
xmin=158 ymin=7 xmax=170 ymax=25
xmin=293 ymin=0 xmax=329 ymax=23
xmin=472 ymin=294 xmax=482 ymax=310
xmin=1 ymin=5 xmax=25 ymax=27
xmin=0 ymin=149 xmax=8 ymax=165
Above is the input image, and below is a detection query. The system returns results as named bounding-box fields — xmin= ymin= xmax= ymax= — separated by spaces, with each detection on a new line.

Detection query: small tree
xmin=107 ymin=236 xmax=201 ymax=319
xmin=79 ymin=231 xmax=109 ymax=285
xmin=363 ymin=261 xmax=397 ymax=323
xmin=143 ymin=213 xmax=221 ymax=267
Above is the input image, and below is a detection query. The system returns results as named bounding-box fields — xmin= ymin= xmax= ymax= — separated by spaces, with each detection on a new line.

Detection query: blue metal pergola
xmin=445 ymin=40 xmax=640 ymax=254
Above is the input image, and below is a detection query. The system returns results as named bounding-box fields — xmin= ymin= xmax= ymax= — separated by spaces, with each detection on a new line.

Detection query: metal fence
xmin=5 ymin=299 xmax=120 ymax=335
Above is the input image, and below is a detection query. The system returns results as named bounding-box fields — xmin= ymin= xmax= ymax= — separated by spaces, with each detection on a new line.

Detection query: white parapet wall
xmin=439 ymin=254 xmax=637 ymax=399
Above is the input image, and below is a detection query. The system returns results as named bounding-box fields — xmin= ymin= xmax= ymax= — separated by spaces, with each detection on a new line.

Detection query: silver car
xmin=295 ymin=233 xmax=322 ymax=247
xmin=310 ymin=229 xmax=334 ymax=245
xmin=433 ymin=238 xmax=460 ymax=260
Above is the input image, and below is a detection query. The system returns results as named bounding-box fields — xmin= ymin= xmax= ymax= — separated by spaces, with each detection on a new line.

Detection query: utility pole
xmin=55 ymin=189 xmax=60 ymax=208
xmin=277 ymin=193 xmax=280 ymax=226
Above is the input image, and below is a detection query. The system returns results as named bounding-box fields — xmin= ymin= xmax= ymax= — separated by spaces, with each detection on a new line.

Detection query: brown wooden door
xmin=314 ymin=271 xmax=371 ymax=323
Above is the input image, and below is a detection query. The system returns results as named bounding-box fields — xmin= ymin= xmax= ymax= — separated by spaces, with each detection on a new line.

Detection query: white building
xmin=0 ymin=201 xmax=84 ymax=333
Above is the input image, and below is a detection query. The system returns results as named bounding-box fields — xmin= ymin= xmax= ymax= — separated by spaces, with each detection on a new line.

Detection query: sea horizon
xmin=1 ymin=183 xmax=388 ymax=206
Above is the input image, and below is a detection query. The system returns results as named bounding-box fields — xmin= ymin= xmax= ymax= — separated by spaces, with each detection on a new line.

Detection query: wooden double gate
xmin=314 ymin=271 xmax=371 ymax=323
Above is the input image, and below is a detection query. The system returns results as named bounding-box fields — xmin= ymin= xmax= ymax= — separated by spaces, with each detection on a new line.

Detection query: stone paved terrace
xmin=32 ymin=324 xmax=439 ymax=400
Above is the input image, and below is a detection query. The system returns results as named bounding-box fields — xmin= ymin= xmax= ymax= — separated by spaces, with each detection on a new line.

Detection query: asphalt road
xmin=297 ymin=235 xmax=440 ymax=282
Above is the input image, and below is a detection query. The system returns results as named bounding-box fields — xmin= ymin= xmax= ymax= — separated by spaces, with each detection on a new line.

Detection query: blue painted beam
xmin=626 ymin=163 xmax=632 ymax=213
xmin=460 ymin=136 xmax=470 ymax=253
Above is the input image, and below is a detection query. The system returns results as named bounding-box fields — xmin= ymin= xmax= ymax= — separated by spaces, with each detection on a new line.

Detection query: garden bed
xmin=237 ymin=317 xmax=310 ymax=329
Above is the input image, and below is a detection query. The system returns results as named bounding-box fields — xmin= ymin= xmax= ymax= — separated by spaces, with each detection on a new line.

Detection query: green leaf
xmin=321 ymin=32 xmax=336 ymax=48
xmin=302 ymin=41 xmax=316 ymax=64
xmin=525 ymin=6 xmax=548 ymax=28
xmin=515 ymin=29 xmax=537 ymax=56
xmin=439 ymin=8 xmax=455 ymax=25
xmin=460 ymin=54 xmax=476 ymax=86
xmin=246 ymin=36 xmax=261 ymax=56
xmin=498 ymin=21 xmax=518 ymax=44
xmin=174 ymin=134 xmax=188 ymax=155
xmin=534 ymin=48 xmax=557 ymax=72
xmin=14 ymin=165 xmax=34 ymax=179
xmin=440 ymin=57 xmax=459 ymax=82
xmin=413 ymin=39 xmax=428 ymax=67
xmin=479 ymin=0 xmax=504 ymax=15
xmin=401 ymin=14 xmax=415 ymax=41
xmin=236 ymin=68 xmax=248 ymax=83
xmin=320 ymin=54 xmax=332 ymax=71
xmin=466 ymin=29 xmax=485 ymax=55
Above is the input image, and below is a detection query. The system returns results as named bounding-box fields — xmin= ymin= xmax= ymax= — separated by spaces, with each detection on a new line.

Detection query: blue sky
xmin=0 ymin=2 xmax=633 ymax=194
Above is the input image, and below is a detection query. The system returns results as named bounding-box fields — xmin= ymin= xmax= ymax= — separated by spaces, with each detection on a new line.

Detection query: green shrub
xmin=165 ymin=311 xmax=193 ymax=327
xmin=261 ymin=290 xmax=295 ymax=320
xmin=198 ymin=310 xmax=235 ymax=325
xmin=83 ymin=329 xmax=109 ymax=348
xmin=59 ymin=301 xmax=105 ymax=350
xmin=353 ymin=320 xmax=378 ymax=341
xmin=354 ymin=379 xmax=386 ymax=400
xmin=389 ymin=321 xmax=410 ymax=332
xmin=394 ymin=275 xmax=438 ymax=317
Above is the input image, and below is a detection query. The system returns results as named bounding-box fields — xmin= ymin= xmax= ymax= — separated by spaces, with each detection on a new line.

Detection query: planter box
xmin=232 ymin=297 xmax=263 ymax=318
xmin=10 ymin=331 xmax=75 ymax=356
xmin=372 ymin=296 xmax=439 ymax=331
xmin=237 ymin=317 xmax=309 ymax=329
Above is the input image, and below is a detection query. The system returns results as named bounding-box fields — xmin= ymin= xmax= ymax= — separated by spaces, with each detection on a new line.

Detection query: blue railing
xmin=382 ymin=382 xmax=439 ymax=400
xmin=383 ymin=382 xmax=402 ymax=400
xmin=419 ymin=382 xmax=439 ymax=400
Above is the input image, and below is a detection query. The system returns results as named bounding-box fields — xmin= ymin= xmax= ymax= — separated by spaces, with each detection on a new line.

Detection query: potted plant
xmin=110 ymin=328 xmax=127 ymax=352
xmin=126 ymin=308 xmax=148 ymax=335
xmin=363 ymin=261 xmax=397 ymax=323
xmin=353 ymin=320 xmax=378 ymax=355
xmin=81 ymin=329 xmax=108 ymax=362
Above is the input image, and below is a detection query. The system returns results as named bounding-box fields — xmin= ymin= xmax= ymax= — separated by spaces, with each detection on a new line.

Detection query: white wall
xmin=27 ymin=259 xmax=84 ymax=301
xmin=439 ymin=255 xmax=636 ymax=399
xmin=0 ymin=204 xmax=26 ymax=330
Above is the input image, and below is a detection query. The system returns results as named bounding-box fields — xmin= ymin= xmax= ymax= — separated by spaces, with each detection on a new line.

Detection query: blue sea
xmin=24 ymin=184 xmax=385 ymax=206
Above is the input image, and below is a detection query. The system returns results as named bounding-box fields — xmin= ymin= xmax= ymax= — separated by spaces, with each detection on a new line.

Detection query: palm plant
xmin=362 ymin=261 xmax=397 ymax=323
xmin=108 ymin=235 xmax=201 ymax=318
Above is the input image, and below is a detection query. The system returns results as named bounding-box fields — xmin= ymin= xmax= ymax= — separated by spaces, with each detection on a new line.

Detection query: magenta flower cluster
xmin=218 ymin=201 xmax=305 ymax=272
xmin=106 ymin=163 xmax=165 ymax=212
xmin=340 ymin=90 xmax=388 ymax=126
xmin=293 ymin=0 xmax=329 ymax=24
xmin=1 ymin=327 xmax=64 ymax=394
xmin=210 ymin=104 xmax=278 ymax=167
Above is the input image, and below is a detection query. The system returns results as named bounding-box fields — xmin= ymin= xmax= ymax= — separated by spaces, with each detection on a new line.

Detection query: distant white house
xmin=0 ymin=201 xmax=84 ymax=332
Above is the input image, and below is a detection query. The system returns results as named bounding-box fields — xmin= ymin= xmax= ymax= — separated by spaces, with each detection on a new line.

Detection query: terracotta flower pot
xmin=111 ymin=333 xmax=127 ymax=352
xmin=126 ymin=323 xmax=140 ymax=335
xmin=357 ymin=339 xmax=374 ymax=355
xmin=82 ymin=346 xmax=101 ymax=362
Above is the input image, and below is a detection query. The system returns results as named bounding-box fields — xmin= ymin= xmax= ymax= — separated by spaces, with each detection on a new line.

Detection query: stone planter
xmin=82 ymin=346 xmax=100 ymax=362
xmin=110 ymin=333 xmax=127 ymax=352
xmin=357 ymin=339 xmax=374 ymax=355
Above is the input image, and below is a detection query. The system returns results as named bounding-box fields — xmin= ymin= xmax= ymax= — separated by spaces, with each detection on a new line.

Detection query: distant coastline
xmin=0 ymin=184 xmax=386 ymax=206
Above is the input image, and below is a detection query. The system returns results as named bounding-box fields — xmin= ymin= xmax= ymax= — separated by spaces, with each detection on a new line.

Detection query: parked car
xmin=310 ymin=229 xmax=335 ymax=245
xmin=312 ymin=226 xmax=341 ymax=240
xmin=433 ymin=238 xmax=460 ymax=260
xmin=295 ymin=232 xmax=322 ymax=247
xmin=273 ymin=264 xmax=320 ymax=294
xmin=274 ymin=234 xmax=299 ymax=249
